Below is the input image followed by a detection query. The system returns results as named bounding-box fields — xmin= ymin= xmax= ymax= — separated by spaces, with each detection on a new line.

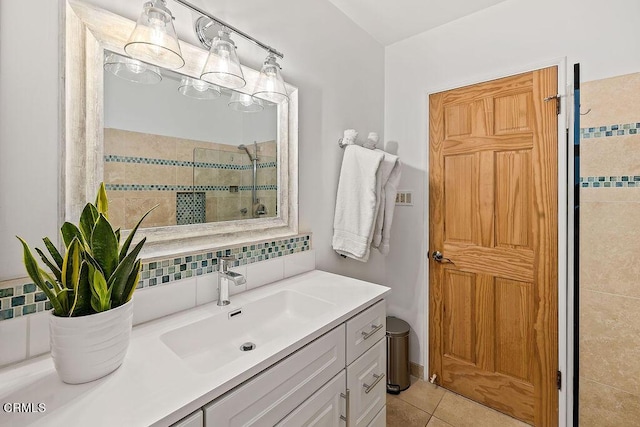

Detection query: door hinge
xmin=557 ymin=371 xmax=562 ymax=390
xmin=544 ymin=94 xmax=561 ymax=115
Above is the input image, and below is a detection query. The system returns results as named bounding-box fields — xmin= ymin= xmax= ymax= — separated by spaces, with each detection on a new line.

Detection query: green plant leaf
xmin=69 ymin=261 xmax=92 ymax=316
xmin=16 ymin=237 xmax=65 ymax=316
xmin=40 ymin=268 xmax=64 ymax=296
xmin=43 ymin=237 xmax=63 ymax=269
xmin=119 ymin=205 xmax=157 ymax=262
xmin=79 ymin=203 xmax=99 ymax=246
xmin=89 ymin=266 xmax=111 ymax=312
xmin=109 ymin=238 xmax=146 ymax=307
xmin=61 ymin=222 xmax=84 ymax=248
xmin=115 ymin=228 xmax=121 ymax=245
xmin=61 ymin=237 xmax=82 ymax=291
xmin=91 ymin=214 xmax=119 ymax=280
xmin=35 ymin=247 xmax=62 ymax=283
xmin=122 ymin=259 xmax=141 ymax=306
xmin=95 ymin=182 xmax=109 ymax=220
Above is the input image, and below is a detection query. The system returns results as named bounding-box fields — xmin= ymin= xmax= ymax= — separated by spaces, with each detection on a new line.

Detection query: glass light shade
xmin=228 ymin=91 xmax=264 ymax=113
xmin=200 ymin=29 xmax=246 ymax=89
xmin=104 ymin=52 xmax=162 ymax=84
xmin=178 ymin=77 xmax=221 ymax=100
xmin=252 ymin=53 xmax=289 ymax=105
xmin=124 ymin=0 xmax=185 ymax=70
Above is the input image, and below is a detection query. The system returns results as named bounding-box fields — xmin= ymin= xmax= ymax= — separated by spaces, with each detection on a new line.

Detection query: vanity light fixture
xmin=228 ymin=91 xmax=264 ymax=113
xmin=104 ymin=52 xmax=162 ymax=84
xmin=252 ymin=53 xmax=289 ymax=105
xmin=125 ymin=0 xmax=185 ymax=70
xmin=200 ymin=27 xmax=246 ymax=89
xmin=178 ymin=77 xmax=221 ymax=100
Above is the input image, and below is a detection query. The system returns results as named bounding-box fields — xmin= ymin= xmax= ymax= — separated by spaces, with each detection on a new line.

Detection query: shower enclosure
xmin=576 ymin=69 xmax=640 ymax=425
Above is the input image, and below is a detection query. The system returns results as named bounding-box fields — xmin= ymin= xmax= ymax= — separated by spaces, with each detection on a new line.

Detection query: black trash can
xmin=386 ymin=316 xmax=410 ymax=394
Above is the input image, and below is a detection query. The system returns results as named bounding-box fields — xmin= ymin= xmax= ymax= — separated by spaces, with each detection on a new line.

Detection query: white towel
xmin=332 ymin=145 xmax=385 ymax=261
xmin=373 ymin=156 xmax=401 ymax=255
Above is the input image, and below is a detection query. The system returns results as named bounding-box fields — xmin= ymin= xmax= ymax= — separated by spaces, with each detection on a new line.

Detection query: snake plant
xmin=17 ymin=183 xmax=155 ymax=317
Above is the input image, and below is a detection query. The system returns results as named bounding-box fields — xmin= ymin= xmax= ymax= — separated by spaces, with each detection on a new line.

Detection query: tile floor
xmin=386 ymin=377 xmax=530 ymax=427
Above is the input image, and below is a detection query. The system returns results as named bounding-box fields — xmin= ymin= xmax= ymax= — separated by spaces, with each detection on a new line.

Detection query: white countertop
xmin=0 ymin=270 xmax=390 ymax=427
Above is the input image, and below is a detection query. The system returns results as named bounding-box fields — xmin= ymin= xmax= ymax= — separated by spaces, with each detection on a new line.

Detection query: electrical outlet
xmin=395 ymin=191 xmax=413 ymax=206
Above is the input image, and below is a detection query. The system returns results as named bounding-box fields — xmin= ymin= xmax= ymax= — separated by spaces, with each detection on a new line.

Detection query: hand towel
xmin=332 ymin=145 xmax=385 ymax=261
xmin=375 ymin=158 xmax=401 ymax=255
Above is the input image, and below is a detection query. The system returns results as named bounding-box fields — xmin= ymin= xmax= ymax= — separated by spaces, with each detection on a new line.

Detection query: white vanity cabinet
xmin=172 ymin=409 xmax=203 ymax=427
xmin=345 ymin=301 xmax=387 ymax=427
xmin=196 ymin=300 xmax=387 ymax=427
xmin=203 ymin=326 xmax=345 ymax=426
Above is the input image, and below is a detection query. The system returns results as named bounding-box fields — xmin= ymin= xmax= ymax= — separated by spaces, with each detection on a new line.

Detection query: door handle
xmin=432 ymin=251 xmax=454 ymax=264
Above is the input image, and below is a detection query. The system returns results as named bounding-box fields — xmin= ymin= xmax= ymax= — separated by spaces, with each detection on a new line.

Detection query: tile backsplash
xmin=0 ymin=234 xmax=311 ymax=322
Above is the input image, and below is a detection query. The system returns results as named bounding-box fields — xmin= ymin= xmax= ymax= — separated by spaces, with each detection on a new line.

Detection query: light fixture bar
xmin=172 ymin=0 xmax=284 ymax=59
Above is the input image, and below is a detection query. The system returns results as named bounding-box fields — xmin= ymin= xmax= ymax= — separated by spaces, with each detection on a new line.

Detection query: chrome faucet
xmin=217 ymin=257 xmax=246 ymax=306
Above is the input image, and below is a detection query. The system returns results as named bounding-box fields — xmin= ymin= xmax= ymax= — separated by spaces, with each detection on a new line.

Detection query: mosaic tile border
xmin=104 ymin=155 xmax=277 ymax=170
xmin=0 ymin=234 xmax=311 ymax=321
xmin=580 ymin=122 xmax=640 ymax=139
xmin=105 ymin=184 xmax=278 ymax=192
xmin=580 ymin=176 xmax=640 ymax=188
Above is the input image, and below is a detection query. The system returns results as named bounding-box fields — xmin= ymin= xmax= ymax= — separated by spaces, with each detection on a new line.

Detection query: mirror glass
xmin=102 ymin=52 xmax=278 ymax=231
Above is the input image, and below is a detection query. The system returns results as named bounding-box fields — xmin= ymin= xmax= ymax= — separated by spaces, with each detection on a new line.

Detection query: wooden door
xmin=429 ymin=67 xmax=558 ymax=426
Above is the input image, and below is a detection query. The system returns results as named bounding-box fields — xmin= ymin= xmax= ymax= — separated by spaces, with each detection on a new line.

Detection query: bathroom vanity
xmin=0 ymin=271 xmax=389 ymax=426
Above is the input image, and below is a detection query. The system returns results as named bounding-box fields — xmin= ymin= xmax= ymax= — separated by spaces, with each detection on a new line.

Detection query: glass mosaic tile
xmin=0 ymin=233 xmax=312 ymax=321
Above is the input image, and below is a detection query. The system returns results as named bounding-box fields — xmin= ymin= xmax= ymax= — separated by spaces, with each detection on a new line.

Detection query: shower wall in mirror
xmin=103 ymin=53 xmax=278 ymax=230
xmin=579 ymin=71 xmax=640 ymax=425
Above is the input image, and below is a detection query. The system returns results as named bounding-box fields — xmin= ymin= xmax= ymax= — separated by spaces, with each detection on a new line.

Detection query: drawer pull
xmin=363 ymin=373 xmax=385 ymax=394
xmin=361 ymin=324 xmax=383 ymax=340
xmin=340 ymin=389 xmax=350 ymax=426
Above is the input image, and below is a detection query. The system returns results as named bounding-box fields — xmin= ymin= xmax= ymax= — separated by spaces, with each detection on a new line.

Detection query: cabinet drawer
xmin=172 ymin=409 xmax=203 ymax=427
xmin=367 ymin=405 xmax=385 ymax=427
xmin=346 ymin=300 xmax=386 ymax=365
xmin=277 ymin=371 xmax=346 ymax=427
xmin=346 ymin=339 xmax=386 ymax=427
xmin=204 ymin=325 xmax=345 ymax=426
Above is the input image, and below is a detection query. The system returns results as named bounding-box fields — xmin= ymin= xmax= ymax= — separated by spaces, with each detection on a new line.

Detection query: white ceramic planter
xmin=50 ymin=299 xmax=134 ymax=384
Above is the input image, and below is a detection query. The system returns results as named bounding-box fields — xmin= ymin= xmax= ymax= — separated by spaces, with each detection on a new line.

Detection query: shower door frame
xmin=423 ymin=57 xmax=573 ymax=426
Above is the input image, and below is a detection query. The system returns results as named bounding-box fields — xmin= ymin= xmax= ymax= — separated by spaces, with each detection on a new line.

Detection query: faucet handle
xmin=219 ymin=256 xmax=235 ymax=272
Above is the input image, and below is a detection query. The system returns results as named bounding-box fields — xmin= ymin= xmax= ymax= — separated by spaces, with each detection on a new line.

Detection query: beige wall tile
xmin=217 ymin=196 xmax=242 ymax=222
xmin=194 ymin=168 xmax=218 ymax=186
xmin=107 ymin=198 xmax=126 ymax=232
xmin=257 ymin=140 xmax=277 ymax=158
xmin=106 ymin=189 xmax=124 ymax=200
xmin=580 ymin=290 xmax=640 ymax=395
xmin=104 ymin=162 xmax=125 ymax=185
xmin=219 ymin=151 xmax=244 ymax=166
xmin=397 ymin=378 xmax=445 ymax=414
xmin=125 ymin=163 xmax=176 ymax=186
xmin=581 ymin=72 xmax=640 ymax=128
xmin=105 ymin=129 xmax=177 ymax=160
xmin=580 ymin=201 xmax=640 ymax=298
xmin=581 ymin=135 xmax=640 ymax=177
xmin=205 ymin=196 xmax=217 ymax=223
xmin=580 ymin=188 xmax=640 ymax=203
xmin=125 ymin=196 xmax=175 ymax=229
xmin=386 ymin=394 xmax=431 ymax=427
xmin=580 ymin=379 xmax=640 ymax=427
xmin=176 ymin=166 xmax=193 ymax=187
xmin=218 ymin=169 xmax=241 ymax=186
xmin=433 ymin=392 xmax=529 ymax=427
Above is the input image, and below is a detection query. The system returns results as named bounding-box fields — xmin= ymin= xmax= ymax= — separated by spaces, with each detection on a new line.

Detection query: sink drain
xmin=240 ymin=342 xmax=256 ymax=351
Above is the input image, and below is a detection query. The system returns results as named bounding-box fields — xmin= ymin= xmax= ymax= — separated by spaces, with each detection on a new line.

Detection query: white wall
xmin=0 ymin=1 xmax=60 ymax=280
xmin=0 ymin=0 xmax=385 ymax=300
xmin=384 ymin=0 xmax=640 ymax=367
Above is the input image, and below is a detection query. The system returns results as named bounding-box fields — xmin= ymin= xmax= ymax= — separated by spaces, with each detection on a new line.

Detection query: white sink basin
xmin=160 ymin=289 xmax=335 ymax=373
